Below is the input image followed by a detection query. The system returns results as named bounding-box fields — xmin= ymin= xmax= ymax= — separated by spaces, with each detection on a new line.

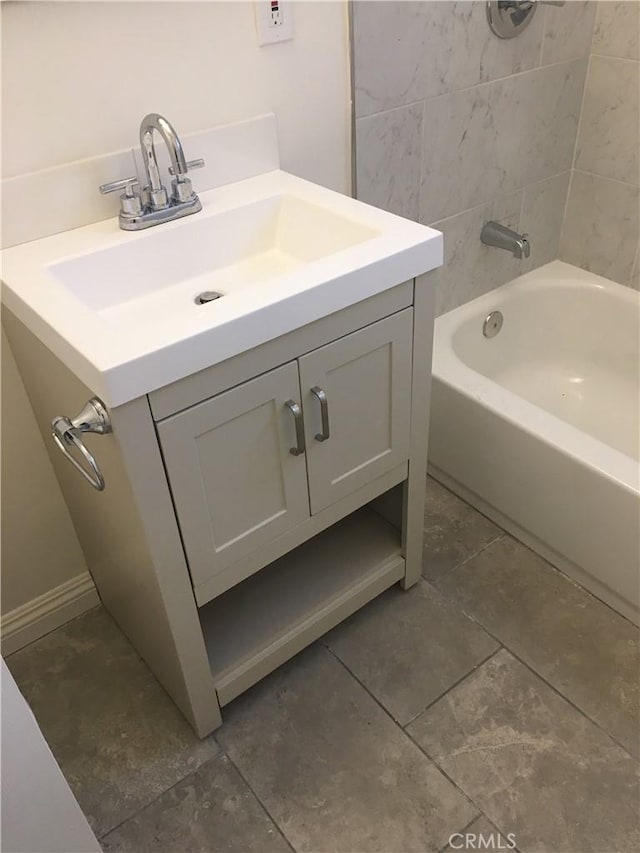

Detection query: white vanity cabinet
xmin=298 ymin=309 xmax=412 ymax=513
xmin=4 ymin=273 xmax=438 ymax=739
xmin=158 ymin=310 xmax=413 ymax=601
xmin=2 ymin=151 xmax=443 ymax=738
xmin=158 ymin=361 xmax=311 ymax=589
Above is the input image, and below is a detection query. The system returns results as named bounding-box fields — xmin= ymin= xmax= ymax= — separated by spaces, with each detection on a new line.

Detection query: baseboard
xmin=1 ymin=572 xmax=100 ymax=656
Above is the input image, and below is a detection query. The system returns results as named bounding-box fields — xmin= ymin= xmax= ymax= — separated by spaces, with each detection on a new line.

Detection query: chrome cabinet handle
xmin=310 ymin=387 xmax=330 ymax=442
xmin=51 ymin=398 xmax=112 ymax=491
xmin=284 ymin=399 xmax=306 ymax=456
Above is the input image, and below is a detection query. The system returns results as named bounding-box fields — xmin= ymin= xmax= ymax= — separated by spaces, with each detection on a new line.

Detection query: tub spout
xmin=481 ymin=221 xmax=530 ymax=259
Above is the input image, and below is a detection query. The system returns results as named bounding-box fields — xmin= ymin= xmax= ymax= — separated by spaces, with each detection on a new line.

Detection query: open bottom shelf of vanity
xmin=199 ymin=506 xmax=404 ymax=706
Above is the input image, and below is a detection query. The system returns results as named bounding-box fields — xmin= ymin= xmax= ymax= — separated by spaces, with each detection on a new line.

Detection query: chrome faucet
xmin=100 ymin=113 xmax=205 ymax=231
xmin=481 ymin=221 xmax=531 ymax=259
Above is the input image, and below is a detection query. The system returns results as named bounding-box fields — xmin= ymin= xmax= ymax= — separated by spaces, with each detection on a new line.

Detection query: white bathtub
xmin=429 ymin=260 xmax=640 ymax=625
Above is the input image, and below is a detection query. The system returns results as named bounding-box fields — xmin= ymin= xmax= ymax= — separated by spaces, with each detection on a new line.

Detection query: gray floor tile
xmin=218 ymin=644 xmax=477 ymax=853
xmin=441 ymin=815 xmax=516 ymax=853
xmin=408 ymin=650 xmax=640 ymax=853
xmin=6 ymin=608 xmax=219 ymax=837
xmin=422 ymin=477 xmax=502 ymax=581
xmin=101 ymin=753 xmax=290 ymax=853
xmin=326 ymin=580 xmax=499 ymax=725
xmin=435 ymin=536 xmax=640 ymax=757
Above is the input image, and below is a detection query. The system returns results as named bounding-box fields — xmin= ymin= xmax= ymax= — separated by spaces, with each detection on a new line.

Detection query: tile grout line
xmin=428 ymin=481 xmax=639 ymax=626
xmin=322 ymin=644 xmax=484 ymax=827
xmin=424 ymin=169 xmax=573 ymax=230
xmin=222 ymin=749 xmax=297 ymax=853
xmin=435 ymin=813 xmax=480 ymax=853
xmin=572 ymin=166 xmax=640 ymax=190
xmin=426 ymin=595 xmax=639 ymax=764
xmin=589 ymin=51 xmax=640 ymax=65
xmin=401 ymin=644 xmax=504 ymax=730
xmin=496 ymin=646 xmax=640 ymax=763
xmin=568 ymin=51 xmax=591 ymax=172
xmin=357 ymin=54 xmax=588 ymax=122
xmin=558 ymin=30 xmax=593 ymax=253
xmin=436 ymin=510 xmax=639 ymax=630
xmin=403 ymin=720 xmax=525 ymax=853
xmin=537 ymin=6 xmax=548 ymax=70
xmin=96 ymin=749 xmax=228 ymax=842
xmin=98 ymin=746 xmax=297 ymax=852
xmin=423 ymin=484 xmax=639 ymax=758
xmin=435 ymin=812 xmax=524 ymax=853
xmin=423 ymin=530 xmax=506 ymax=583
xmin=417 ymin=97 xmax=427 ymax=228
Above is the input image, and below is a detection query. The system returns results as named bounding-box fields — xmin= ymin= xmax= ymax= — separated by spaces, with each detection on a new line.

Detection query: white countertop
xmin=2 ymin=170 xmax=442 ymax=407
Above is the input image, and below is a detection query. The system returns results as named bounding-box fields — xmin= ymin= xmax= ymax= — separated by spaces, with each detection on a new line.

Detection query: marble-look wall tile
xmin=592 ymin=0 xmax=640 ymax=60
xmin=541 ymin=1 xmax=597 ymax=65
xmin=353 ymin=0 xmax=544 ymax=118
xmin=575 ymin=55 xmax=640 ymax=185
xmin=560 ymin=170 xmax=640 ymax=283
xmin=355 ymin=103 xmax=423 ymax=221
xmin=521 ymin=172 xmax=571 ymax=273
xmin=426 ymin=191 xmax=523 ymax=316
xmin=538 ymin=0 xmax=597 ymax=65
xmin=420 ymin=60 xmax=587 ymax=223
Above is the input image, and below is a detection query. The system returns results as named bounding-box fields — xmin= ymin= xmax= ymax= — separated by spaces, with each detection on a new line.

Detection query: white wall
xmin=1 ymin=0 xmax=351 ymax=637
xmin=2 ymin=0 xmax=351 ymax=192
xmin=1 ymin=329 xmax=90 ymax=615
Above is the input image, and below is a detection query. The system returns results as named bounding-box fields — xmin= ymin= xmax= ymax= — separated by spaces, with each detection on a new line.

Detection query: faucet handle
xmin=99 ymin=176 xmax=140 ymax=195
xmin=168 ymin=158 xmax=205 ymax=176
xmin=99 ymin=177 xmax=143 ymax=217
xmin=169 ymin=159 xmax=205 ymax=204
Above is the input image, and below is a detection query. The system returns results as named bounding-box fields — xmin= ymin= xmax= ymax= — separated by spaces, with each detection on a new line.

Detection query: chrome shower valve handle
xmin=487 ymin=0 xmax=565 ymax=38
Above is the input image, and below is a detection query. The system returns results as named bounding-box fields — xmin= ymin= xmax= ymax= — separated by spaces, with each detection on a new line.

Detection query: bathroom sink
xmin=50 ymin=194 xmax=379 ymax=315
xmin=2 ymin=170 xmax=442 ymax=406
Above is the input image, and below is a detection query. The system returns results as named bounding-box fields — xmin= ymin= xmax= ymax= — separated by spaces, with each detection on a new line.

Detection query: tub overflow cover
xmin=483 ymin=310 xmax=503 ymax=338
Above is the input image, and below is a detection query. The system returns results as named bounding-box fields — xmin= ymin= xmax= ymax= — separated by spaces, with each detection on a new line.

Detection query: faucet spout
xmin=481 ymin=221 xmax=530 ymax=259
xmin=139 ymin=113 xmax=189 ymax=207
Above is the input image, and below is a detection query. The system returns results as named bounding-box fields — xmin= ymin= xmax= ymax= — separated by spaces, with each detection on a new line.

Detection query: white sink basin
xmin=2 ymin=170 xmax=442 ymax=406
xmin=50 ymin=194 xmax=379 ymax=315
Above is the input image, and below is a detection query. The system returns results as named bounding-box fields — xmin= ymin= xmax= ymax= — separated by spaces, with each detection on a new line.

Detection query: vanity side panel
xmin=2 ymin=311 xmax=221 ymax=737
xmin=401 ymin=273 xmax=437 ymax=588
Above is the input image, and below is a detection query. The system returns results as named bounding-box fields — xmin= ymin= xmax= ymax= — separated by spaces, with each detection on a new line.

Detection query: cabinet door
xmin=299 ymin=309 xmax=413 ymax=514
xmin=157 ymin=362 xmax=310 ymax=588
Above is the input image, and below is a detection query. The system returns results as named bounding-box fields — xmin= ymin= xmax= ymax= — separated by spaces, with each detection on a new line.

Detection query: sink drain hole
xmin=195 ymin=291 xmax=224 ymax=305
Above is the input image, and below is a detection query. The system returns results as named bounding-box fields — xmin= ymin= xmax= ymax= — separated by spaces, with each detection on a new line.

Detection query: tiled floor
xmin=7 ymin=476 xmax=640 ymax=853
